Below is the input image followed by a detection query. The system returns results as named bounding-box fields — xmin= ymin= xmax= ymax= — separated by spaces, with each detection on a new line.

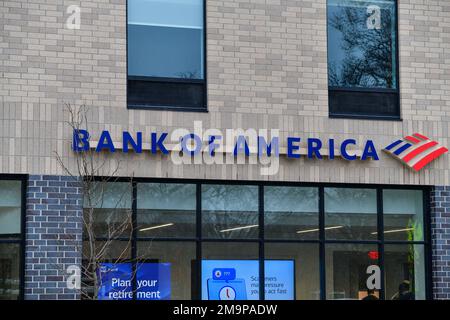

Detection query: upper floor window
xmin=127 ymin=0 xmax=206 ymax=111
xmin=327 ymin=0 xmax=399 ymax=119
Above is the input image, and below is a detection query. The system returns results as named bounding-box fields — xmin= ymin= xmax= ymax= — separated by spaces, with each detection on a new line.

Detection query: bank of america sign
xmin=72 ymin=126 xmax=448 ymax=175
xmin=384 ymin=133 xmax=448 ymax=172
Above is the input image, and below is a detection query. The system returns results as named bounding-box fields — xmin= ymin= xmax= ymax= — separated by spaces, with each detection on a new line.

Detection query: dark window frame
xmin=84 ymin=177 xmax=432 ymax=300
xmin=126 ymin=0 xmax=208 ymax=112
xmin=327 ymin=0 xmax=401 ymax=120
xmin=0 ymin=174 xmax=27 ymax=301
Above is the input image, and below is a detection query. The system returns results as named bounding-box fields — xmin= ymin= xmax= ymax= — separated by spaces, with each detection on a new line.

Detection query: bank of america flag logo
xmin=384 ymin=133 xmax=448 ymax=172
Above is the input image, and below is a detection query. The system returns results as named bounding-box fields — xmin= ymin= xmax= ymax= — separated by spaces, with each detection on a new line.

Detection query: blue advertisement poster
xmin=201 ymin=260 xmax=295 ymax=300
xmin=98 ymin=263 xmax=171 ymax=300
xmin=98 ymin=263 xmax=133 ymax=300
xmin=136 ymin=263 xmax=171 ymax=300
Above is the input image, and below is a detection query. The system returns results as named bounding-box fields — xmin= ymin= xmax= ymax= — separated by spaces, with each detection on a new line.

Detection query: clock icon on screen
xmin=219 ymin=286 xmax=236 ymax=300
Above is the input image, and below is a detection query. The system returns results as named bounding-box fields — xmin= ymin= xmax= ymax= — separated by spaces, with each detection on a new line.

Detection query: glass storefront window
xmin=202 ymin=185 xmax=259 ymax=239
xmin=137 ymin=183 xmax=196 ymax=238
xmin=264 ymin=187 xmax=319 ymax=240
xmin=265 ymin=243 xmax=320 ymax=300
xmin=82 ymin=240 xmax=132 ymax=262
xmin=325 ymin=188 xmax=377 ymax=240
xmin=137 ymin=241 xmax=196 ymax=300
xmin=81 ymin=181 xmax=430 ymax=300
xmin=326 ymin=243 xmax=380 ymax=300
xmin=0 ymin=179 xmax=22 ymax=300
xmin=384 ymin=244 xmax=426 ymax=300
xmin=383 ymin=190 xmax=424 ymax=241
xmin=82 ymin=240 xmax=132 ymax=299
xmin=0 ymin=243 xmax=20 ymax=300
xmin=83 ymin=182 xmax=133 ymax=238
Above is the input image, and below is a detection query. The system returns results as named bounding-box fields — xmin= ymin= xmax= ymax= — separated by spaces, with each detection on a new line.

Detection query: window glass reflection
xmin=202 ymin=185 xmax=258 ymax=239
xmin=82 ymin=240 xmax=132 ymax=300
xmin=128 ymin=0 xmax=204 ymax=79
xmin=326 ymin=244 xmax=380 ymax=300
xmin=327 ymin=0 xmax=397 ymax=89
xmin=264 ymin=187 xmax=319 ymax=240
xmin=82 ymin=240 xmax=132 ymax=262
xmin=0 ymin=180 xmax=21 ymax=235
xmin=0 ymin=243 xmax=20 ymax=300
xmin=325 ymin=188 xmax=377 ymax=240
xmin=265 ymin=243 xmax=320 ymax=300
xmin=137 ymin=183 xmax=196 ymax=238
xmin=385 ymin=244 xmax=426 ymax=300
xmin=83 ymin=182 xmax=133 ymax=238
xmin=137 ymin=241 xmax=196 ymax=300
xmin=0 ymin=180 xmax=22 ymax=300
xmin=384 ymin=244 xmax=426 ymax=300
xmin=78 ymin=181 xmax=431 ymax=301
xmin=383 ymin=190 xmax=424 ymax=241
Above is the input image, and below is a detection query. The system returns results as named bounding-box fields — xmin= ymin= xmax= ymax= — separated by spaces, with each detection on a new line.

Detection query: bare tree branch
xmin=54 ymin=103 xmax=140 ymax=300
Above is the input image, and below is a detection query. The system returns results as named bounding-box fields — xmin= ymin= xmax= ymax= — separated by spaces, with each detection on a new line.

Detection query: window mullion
xmin=319 ymin=186 xmax=326 ymax=300
xmin=196 ymin=183 xmax=202 ymax=300
xmin=131 ymin=180 xmax=138 ymax=300
xmin=259 ymin=184 xmax=265 ymax=300
xmin=377 ymin=187 xmax=385 ymax=300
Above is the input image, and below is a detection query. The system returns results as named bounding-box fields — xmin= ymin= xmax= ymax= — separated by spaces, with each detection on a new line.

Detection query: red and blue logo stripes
xmin=384 ymin=133 xmax=448 ymax=171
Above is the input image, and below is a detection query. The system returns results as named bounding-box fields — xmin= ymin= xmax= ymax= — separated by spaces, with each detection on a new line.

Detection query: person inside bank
xmin=391 ymin=280 xmax=415 ymax=300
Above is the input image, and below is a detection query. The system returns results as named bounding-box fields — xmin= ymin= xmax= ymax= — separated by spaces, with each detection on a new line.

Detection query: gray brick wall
xmin=431 ymin=186 xmax=450 ymax=300
xmin=1 ymin=0 xmax=450 ymax=184
xmin=24 ymin=175 xmax=83 ymax=300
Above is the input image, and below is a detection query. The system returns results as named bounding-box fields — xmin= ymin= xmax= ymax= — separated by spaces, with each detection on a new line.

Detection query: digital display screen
xmin=201 ymin=260 xmax=295 ymax=300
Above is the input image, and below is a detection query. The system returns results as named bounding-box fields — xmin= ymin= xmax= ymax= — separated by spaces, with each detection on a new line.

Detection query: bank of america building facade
xmin=1 ymin=0 xmax=450 ymax=300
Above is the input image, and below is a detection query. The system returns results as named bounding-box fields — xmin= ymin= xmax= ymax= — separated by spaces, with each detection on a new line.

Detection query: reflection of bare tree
xmin=325 ymin=188 xmax=377 ymax=240
xmin=176 ymin=71 xmax=200 ymax=79
xmin=138 ymin=183 xmax=196 ymax=238
xmin=264 ymin=187 xmax=317 ymax=222
xmin=202 ymin=185 xmax=258 ymax=239
xmin=326 ymin=188 xmax=374 ymax=208
xmin=328 ymin=3 xmax=395 ymax=88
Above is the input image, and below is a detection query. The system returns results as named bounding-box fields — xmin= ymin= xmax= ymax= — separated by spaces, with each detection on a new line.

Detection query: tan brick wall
xmin=1 ymin=0 xmax=449 ymax=185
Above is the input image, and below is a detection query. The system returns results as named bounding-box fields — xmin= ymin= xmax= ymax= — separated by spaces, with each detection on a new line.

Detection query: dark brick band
xmin=24 ymin=175 xmax=83 ymax=300
xmin=431 ymin=186 xmax=450 ymax=299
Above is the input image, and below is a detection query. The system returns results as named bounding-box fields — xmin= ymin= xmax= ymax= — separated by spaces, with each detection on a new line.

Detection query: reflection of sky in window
xmin=128 ymin=0 xmax=204 ymax=79
xmin=128 ymin=0 xmax=203 ymax=28
xmin=327 ymin=0 xmax=396 ymax=89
